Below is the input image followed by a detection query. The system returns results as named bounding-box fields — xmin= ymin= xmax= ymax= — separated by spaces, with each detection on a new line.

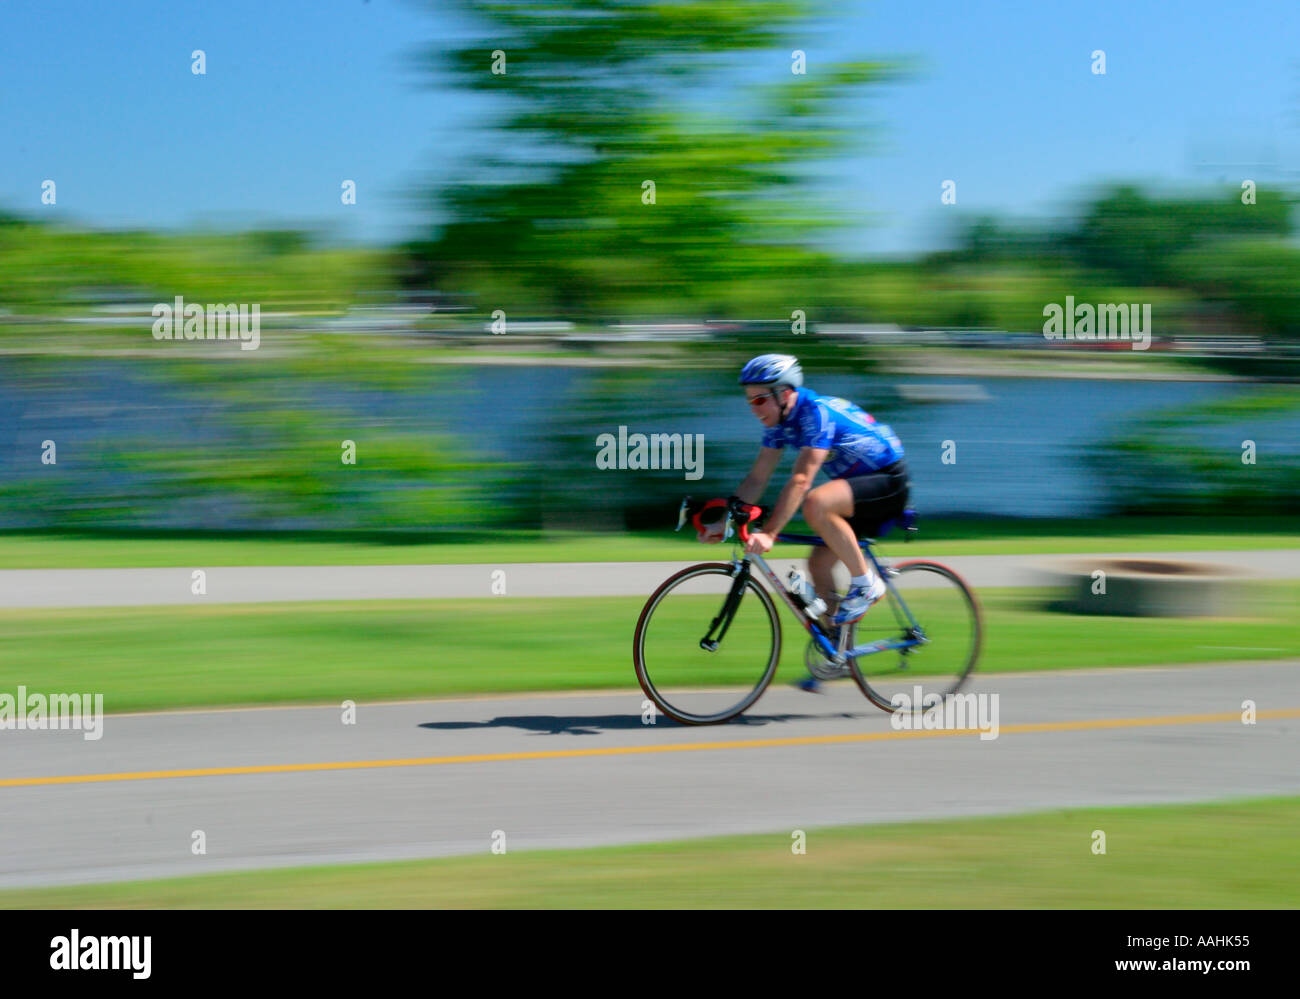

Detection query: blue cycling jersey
xmin=760 ymin=386 xmax=904 ymax=478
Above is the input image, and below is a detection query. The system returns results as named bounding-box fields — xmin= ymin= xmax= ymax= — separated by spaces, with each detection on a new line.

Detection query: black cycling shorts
xmin=843 ymin=461 xmax=909 ymax=538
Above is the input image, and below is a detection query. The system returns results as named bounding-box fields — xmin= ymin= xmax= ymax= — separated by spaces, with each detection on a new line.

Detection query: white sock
xmin=850 ymin=573 xmax=872 ymax=589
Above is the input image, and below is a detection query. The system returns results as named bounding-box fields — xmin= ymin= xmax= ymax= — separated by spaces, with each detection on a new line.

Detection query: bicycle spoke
xmin=635 ymin=565 xmax=781 ymax=724
xmin=849 ymin=561 xmax=982 ymax=713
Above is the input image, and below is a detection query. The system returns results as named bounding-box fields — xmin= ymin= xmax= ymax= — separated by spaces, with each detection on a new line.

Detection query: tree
xmin=1062 ymin=184 xmax=1292 ymax=286
xmin=415 ymin=0 xmax=889 ymax=316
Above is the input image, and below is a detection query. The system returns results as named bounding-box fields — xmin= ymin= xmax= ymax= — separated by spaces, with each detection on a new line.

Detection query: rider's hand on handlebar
xmin=743 ymin=531 xmax=774 ymax=555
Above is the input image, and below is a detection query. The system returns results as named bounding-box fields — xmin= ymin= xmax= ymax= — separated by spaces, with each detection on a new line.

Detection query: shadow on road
xmin=420 ymin=711 xmax=869 ymax=736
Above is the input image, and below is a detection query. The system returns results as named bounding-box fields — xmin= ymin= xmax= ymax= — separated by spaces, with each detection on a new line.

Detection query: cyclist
xmin=717 ymin=354 xmax=910 ymax=687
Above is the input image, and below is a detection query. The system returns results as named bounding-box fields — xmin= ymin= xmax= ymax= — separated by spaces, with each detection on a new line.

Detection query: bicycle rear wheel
xmin=633 ymin=563 xmax=782 ymax=724
xmin=847 ymin=560 xmax=981 ymax=713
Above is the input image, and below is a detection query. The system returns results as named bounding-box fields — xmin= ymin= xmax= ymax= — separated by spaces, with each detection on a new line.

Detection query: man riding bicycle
xmin=641 ymin=355 xmax=977 ymax=719
xmin=707 ymin=354 xmax=910 ymax=670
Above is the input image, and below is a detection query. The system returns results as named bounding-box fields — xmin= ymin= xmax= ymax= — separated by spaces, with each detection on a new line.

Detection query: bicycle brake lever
xmin=675 ymin=497 xmax=690 ymax=532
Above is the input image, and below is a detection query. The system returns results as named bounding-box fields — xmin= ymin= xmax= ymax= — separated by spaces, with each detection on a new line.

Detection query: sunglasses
xmin=747 ymin=394 xmax=775 ymax=409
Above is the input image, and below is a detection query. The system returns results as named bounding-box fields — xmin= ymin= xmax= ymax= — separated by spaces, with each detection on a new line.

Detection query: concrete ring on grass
xmin=1041 ymin=557 xmax=1250 ymax=617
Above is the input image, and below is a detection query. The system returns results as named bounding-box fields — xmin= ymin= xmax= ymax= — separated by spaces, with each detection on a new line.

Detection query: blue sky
xmin=3 ymin=0 xmax=1295 ymax=255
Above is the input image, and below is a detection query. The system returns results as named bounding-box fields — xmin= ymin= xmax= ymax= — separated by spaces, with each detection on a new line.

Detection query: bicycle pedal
xmin=804 ymin=639 xmax=849 ymax=680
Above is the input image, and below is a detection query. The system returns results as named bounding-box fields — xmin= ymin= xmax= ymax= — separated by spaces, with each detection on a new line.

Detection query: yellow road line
xmin=3 ymin=708 xmax=1297 ymax=790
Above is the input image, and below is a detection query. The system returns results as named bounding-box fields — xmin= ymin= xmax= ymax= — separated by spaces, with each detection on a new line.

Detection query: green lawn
xmin=2 ymin=585 xmax=1295 ymax=713
xmin=2 ymin=517 xmax=1298 ymax=567
xmin=4 ymin=796 xmax=1296 ymax=908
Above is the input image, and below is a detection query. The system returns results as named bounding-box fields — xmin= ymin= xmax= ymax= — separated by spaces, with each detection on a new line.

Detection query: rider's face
xmin=745 ymin=387 xmax=786 ymax=427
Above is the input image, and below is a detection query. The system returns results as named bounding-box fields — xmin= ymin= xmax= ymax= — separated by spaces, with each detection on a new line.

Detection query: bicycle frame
xmin=732 ymin=531 xmax=927 ymax=665
xmin=647 ymin=499 xmax=978 ymax=724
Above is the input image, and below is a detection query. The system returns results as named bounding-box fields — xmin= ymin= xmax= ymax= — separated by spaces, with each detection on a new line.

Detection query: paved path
xmin=0 ymin=550 xmax=1295 ymax=607
xmin=1 ymin=660 xmax=1296 ymax=888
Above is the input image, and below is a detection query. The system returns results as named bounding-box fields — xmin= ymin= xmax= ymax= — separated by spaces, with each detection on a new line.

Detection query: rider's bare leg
xmin=808 ymin=544 xmax=840 ymax=616
xmin=803 ymin=481 xmax=872 ymax=605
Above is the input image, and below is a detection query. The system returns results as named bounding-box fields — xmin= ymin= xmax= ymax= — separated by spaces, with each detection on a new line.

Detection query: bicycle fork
xmin=698 ymin=560 xmax=752 ymax=652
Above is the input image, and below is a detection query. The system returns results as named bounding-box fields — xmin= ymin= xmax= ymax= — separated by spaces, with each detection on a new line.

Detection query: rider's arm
xmin=762 ymin=446 xmax=827 ymax=536
xmin=734 ymin=447 xmax=783 ymax=505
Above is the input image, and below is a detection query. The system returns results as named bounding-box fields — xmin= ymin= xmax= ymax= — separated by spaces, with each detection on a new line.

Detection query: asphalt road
xmin=0 ymin=550 xmax=1296 ymax=606
xmin=1 ymin=660 xmax=1296 ymax=888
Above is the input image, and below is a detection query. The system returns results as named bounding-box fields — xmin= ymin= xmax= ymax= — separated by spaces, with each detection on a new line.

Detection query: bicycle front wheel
xmin=848 ymin=559 xmax=982 ymax=713
xmin=633 ymin=563 xmax=782 ymax=724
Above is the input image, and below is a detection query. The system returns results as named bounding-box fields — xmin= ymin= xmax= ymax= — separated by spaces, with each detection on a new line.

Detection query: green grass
xmin=2 ymin=585 xmax=1295 ymax=713
xmin=2 ymin=516 xmax=1299 ymax=567
xmin=4 ymin=796 xmax=1297 ymax=908
xmin=0 ymin=530 xmax=686 ymax=568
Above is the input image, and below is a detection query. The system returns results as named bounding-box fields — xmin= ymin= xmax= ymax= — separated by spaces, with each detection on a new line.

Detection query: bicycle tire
xmin=848 ymin=559 xmax=982 ymax=714
xmin=633 ymin=562 xmax=782 ymax=725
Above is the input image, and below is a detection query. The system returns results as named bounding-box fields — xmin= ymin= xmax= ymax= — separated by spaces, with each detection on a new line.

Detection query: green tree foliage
xmin=1089 ymin=392 xmax=1300 ymax=515
xmin=926 ymin=184 xmax=1299 ymax=341
xmin=0 ymin=221 xmax=383 ymax=316
xmin=0 ymin=358 xmax=522 ymax=534
xmin=412 ymin=0 xmax=889 ymax=316
xmin=1064 ymin=185 xmax=1291 ymax=287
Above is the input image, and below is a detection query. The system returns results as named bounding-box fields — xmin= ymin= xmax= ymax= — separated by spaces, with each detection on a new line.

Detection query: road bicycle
xmin=633 ymin=497 xmax=982 ymax=724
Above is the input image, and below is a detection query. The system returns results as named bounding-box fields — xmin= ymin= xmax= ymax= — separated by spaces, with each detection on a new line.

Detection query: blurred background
xmin=2 ymin=0 xmax=1300 ymax=912
xmin=2 ymin=0 xmax=1298 ymax=536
